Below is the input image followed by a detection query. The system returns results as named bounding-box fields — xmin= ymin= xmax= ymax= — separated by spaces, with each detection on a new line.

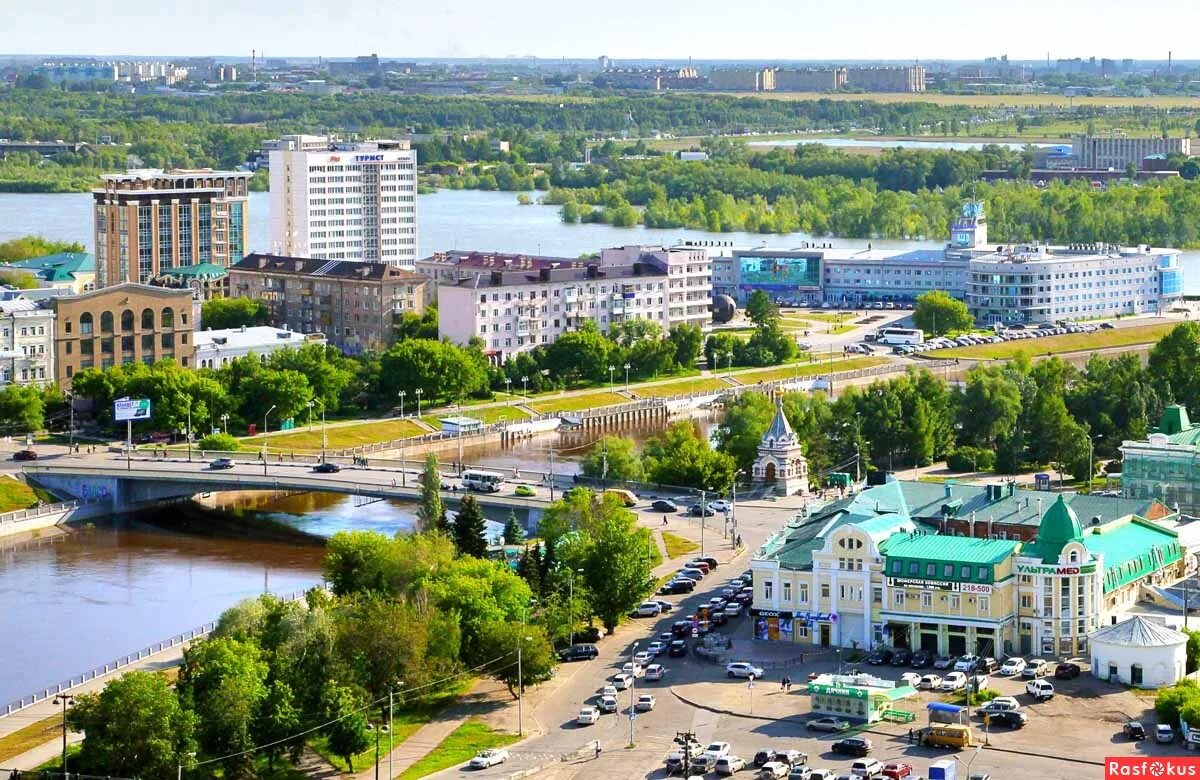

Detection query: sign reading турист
xmin=114 ymin=398 xmax=151 ymax=422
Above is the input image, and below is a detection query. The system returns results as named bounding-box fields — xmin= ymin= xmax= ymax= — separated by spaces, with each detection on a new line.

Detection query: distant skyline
xmin=7 ymin=0 xmax=1199 ymax=61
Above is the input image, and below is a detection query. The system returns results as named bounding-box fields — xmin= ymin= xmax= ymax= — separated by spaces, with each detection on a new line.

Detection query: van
xmin=1026 ymin=679 xmax=1055 ymax=701
xmin=603 ymin=488 xmax=638 ymax=507
xmin=921 ymin=724 xmax=974 ymax=749
xmin=851 ymin=757 xmax=884 ymax=777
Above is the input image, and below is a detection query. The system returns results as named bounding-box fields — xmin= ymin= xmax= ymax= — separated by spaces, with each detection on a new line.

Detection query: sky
xmin=6 ymin=0 xmax=1198 ymax=61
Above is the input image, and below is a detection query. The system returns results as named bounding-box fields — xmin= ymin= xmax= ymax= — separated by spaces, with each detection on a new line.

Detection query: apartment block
xmin=845 ymin=66 xmax=926 ymax=92
xmin=1071 ymin=134 xmax=1191 ymax=169
xmin=0 ymin=300 xmax=55 ymax=387
xmin=93 ymin=168 xmax=250 ymax=287
xmin=773 ymin=68 xmax=846 ymax=92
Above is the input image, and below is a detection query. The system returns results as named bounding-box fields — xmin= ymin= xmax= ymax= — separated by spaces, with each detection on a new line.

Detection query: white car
xmin=969 ymin=674 xmax=989 ymax=691
xmin=622 ymin=662 xmax=644 ymax=678
xmin=954 ymin=654 xmax=979 ymax=672
xmin=726 ymin=662 xmax=764 ymax=679
xmin=1026 ymin=679 xmax=1055 ymax=701
xmin=645 ymin=664 xmax=667 ymax=681
xmin=635 ymin=694 xmax=656 ymax=711
xmin=919 ymin=674 xmax=942 ymax=690
xmin=577 ymin=706 xmax=600 ymax=725
xmin=601 ymin=684 xmax=618 ymax=698
xmin=980 ymin=697 xmax=1020 ymax=715
xmin=898 ymin=672 xmax=922 ymax=688
xmin=999 ymin=657 xmax=1026 ymax=676
xmin=598 ymin=695 xmax=618 ymax=713
xmin=647 ymin=640 xmax=668 ymax=656
xmin=611 ymin=672 xmax=634 ymax=690
xmin=723 ymin=602 xmax=743 ymax=617
xmin=633 ymin=651 xmax=654 ymax=666
xmin=715 ymin=755 xmax=747 ymax=775
xmin=709 ymin=499 xmax=732 ymax=513
xmin=703 ymin=741 xmax=732 ymax=759
xmin=468 ymin=748 xmax=509 ymax=768
xmin=634 ymin=601 xmax=661 ymax=617
xmin=940 ymin=671 xmax=967 ymax=691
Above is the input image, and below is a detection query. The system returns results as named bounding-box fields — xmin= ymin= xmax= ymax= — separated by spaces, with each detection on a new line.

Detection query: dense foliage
xmin=0 ymin=235 xmax=85 ymax=262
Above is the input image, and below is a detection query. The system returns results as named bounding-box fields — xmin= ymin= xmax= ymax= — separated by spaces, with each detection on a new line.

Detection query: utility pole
xmin=629 ymin=641 xmax=638 ymax=747
xmin=700 ymin=489 xmax=706 ymax=557
xmin=262 ymin=404 xmax=276 ymax=476
xmin=675 ymin=731 xmax=697 ymax=775
xmin=549 ymin=447 xmax=556 ymax=501
xmin=186 ymin=397 xmax=193 ymax=463
xmin=53 ymin=695 xmax=73 ymax=778
xmin=66 ymin=391 xmax=74 ymax=451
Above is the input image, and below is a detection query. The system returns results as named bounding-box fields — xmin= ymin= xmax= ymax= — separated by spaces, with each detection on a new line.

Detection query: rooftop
xmin=195 ymin=326 xmax=319 ymax=351
xmin=881 ymin=533 xmax=1019 ymax=565
xmin=234 ymin=254 xmax=427 ymax=282
xmin=1082 ymin=515 xmax=1182 ymax=593
xmin=447 ymin=263 xmax=666 ymax=289
xmin=971 ymin=243 xmax=1177 ymax=266
xmin=101 ymin=168 xmax=251 ymax=182
xmin=420 ymin=250 xmax=581 ymax=272
xmin=159 ymin=262 xmax=228 ymax=279
xmin=1090 ymin=615 xmax=1188 ymax=648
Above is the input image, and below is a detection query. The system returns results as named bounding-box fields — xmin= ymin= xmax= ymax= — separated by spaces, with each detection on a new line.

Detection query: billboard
xmin=738 ymin=255 xmax=820 ymax=292
xmin=114 ymin=398 xmax=151 ymax=422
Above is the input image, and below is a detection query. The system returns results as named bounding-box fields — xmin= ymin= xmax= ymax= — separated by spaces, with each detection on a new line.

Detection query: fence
xmin=0 ymin=499 xmax=96 ymax=529
xmin=0 ymin=587 xmax=312 ymax=718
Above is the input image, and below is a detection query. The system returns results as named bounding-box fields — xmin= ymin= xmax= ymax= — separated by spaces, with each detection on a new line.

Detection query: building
xmin=93 ymin=168 xmax=250 ymax=287
xmin=51 ymin=284 xmax=196 ymax=386
xmin=1089 ymin=616 xmax=1187 ymax=689
xmin=0 ymin=299 xmax=55 ymax=387
xmin=1121 ymin=405 xmax=1200 ymax=515
xmin=151 ymin=262 xmax=228 ymax=301
xmin=598 ymin=244 xmax=712 ymax=331
xmin=0 ymin=252 xmax=96 ymax=294
xmin=966 ymin=243 xmax=1183 ymax=325
xmin=252 ymin=134 xmax=335 ymax=170
xmin=803 ymin=673 xmax=917 ymax=724
xmin=228 ymin=253 xmax=427 ymax=354
xmin=1072 ymin=134 xmax=1191 ymax=170
xmin=706 ymin=68 xmax=774 ymax=92
xmin=195 ymin=326 xmax=325 ymax=369
xmin=773 ymin=68 xmax=846 ymax=92
xmin=34 ymin=62 xmax=118 ymax=83
xmin=845 ymin=66 xmax=926 ymax=93
xmin=269 ymin=140 xmax=417 ymax=266
xmin=751 ymin=399 xmax=810 ymax=496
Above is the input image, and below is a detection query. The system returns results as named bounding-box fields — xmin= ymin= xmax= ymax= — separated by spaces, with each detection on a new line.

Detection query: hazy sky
xmin=7 ymin=0 xmax=1197 ymax=61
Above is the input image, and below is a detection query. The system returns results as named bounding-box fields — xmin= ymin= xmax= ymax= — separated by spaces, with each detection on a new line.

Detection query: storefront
xmin=807 ymin=673 xmax=918 ymax=724
xmin=750 ymin=609 xmax=838 ymax=645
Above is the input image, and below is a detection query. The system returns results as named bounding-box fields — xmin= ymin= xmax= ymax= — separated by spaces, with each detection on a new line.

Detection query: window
xmin=872 ymin=587 xmax=882 ymax=604
xmin=820 ymin=583 xmax=830 ymax=599
xmin=920 ymin=591 xmax=933 ymax=609
xmin=960 ymin=565 xmax=971 ymax=579
xmin=891 ymin=561 xmax=902 ymax=574
xmin=894 ymin=591 xmax=905 ymax=607
xmin=763 ymin=581 xmax=773 ymax=601
xmin=798 ymin=584 xmax=808 ymax=604
xmin=161 ymin=308 xmax=174 ymax=328
xmin=977 ymin=566 xmax=988 ymax=580
xmin=1068 ymin=549 xmax=1079 ymax=564
xmin=944 ymin=564 xmax=954 ymax=578
xmin=926 ymin=563 xmax=936 ymax=577
xmin=979 ymin=596 xmax=990 ymax=613
xmin=121 ymin=310 xmax=134 ymax=332
xmin=100 ymin=311 xmax=113 ymax=333
xmin=783 ymin=582 xmax=792 ymax=602
xmin=949 ymin=594 xmax=961 ymax=610
xmin=141 ymin=308 xmax=154 ymax=329
xmin=161 ymin=333 xmax=174 ymax=349
xmin=908 ymin=562 xmax=919 ymax=575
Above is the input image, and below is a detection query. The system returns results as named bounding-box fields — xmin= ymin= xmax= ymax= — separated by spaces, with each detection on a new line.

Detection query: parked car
xmin=890 ymin=648 xmax=912 ymax=666
xmin=312 ymin=461 xmax=341 ymax=473
xmin=866 ymin=648 xmax=893 ymax=665
xmin=611 ymin=673 xmax=634 ymax=690
xmin=976 ymin=656 xmax=1000 ymax=673
xmin=807 ymin=717 xmax=850 ymax=732
xmin=909 ymin=650 xmax=932 ymax=668
xmin=1054 ymin=662 xmax=1081 ymax=679
xmin=953 ymin=655 xmax=979 ymax=672
xmin=999 ymin=657 xmax=1026 ymax=676
xmin=967 ymin=674 xmax=989 ymax=691
xmin=703 ymin=742 xmax=732 ymax=759
xmin=727 ymin=662 xmax=765 ymax=679
xmin=709 ymin=499 xmax=732 ymax=513
xmin=1021 ymin=658 xmax=1049 ymax=679
xmin=986 ymin=710 xmax=1028 ymax=729
xmin=753 ymin=750 xmax=778 ymax=767
xmin=1124 ymin=721 xmax=1147 ymax=741
xmin=690 ymin=755 xmax=718 ymax=774
xmin=633 ymin=601 xmax=661 ymax=617
xmin=635 ymin=694 xmax=656 ymax=711
xmin=557 ymin=644 xmax=598 ymax=662
xmin=932 ymin=655 xmax=954 ymax=670
xmin=979 ymin=696 xmax=1020 ymax=715
xmin=898 ymin=672 xmax=922 ymax=688
xmin=597 ymin=695 xmax=618 ymax=713
xmin=208 ymin=457 xmax=234 ymax=469
xmin=881 ymin=761 xmax=914 ymax=779
xmin=645 ymin=664 xmax=667 ymax=681
xmin=1025 ymin=679 xmax=1055 ymax=701
xmin=1158 ymin=724 xmax=1175 ymax=744
xmin=918 ymin=674 xmax=942 ymax=690
xmin=757 ymin=762 xmax=790 ymax=779
xmin=652 ymin=499 xmax=679 ymax=512
xmin=668 ymin=640 xmax=688 ymax=657
xmin=468 ymin=748 xmax=509 ymax=768
xmin=576 ymin=706 xmax=600 ymax=725
xmin=831 ymin=737 xmax=872 ymax=757
xmin=939 ymin=672 xmax=967 ymax=691
xmin=777 ymin=750 xmax=807 ymax=768
xmin=716 ymin=756 xmax=747 ymax=776
xmin=665 ymin=751 xmax=687 ymax=775
xmin=689 ymin=503 xmax=716 ymax=517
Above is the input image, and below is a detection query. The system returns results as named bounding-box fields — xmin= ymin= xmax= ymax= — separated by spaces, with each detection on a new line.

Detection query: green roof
xmin=875 ymin=685 xmax=918 ymax=701
xmin=1083 ymin=516 xmax=1182 ymax=593
xmin=1159 ymin=405 xmax=1193 ymax=436
xmin=161 ymin=262 xmax=227 ymax=279
xmin=881 ymin=533 xmax=1019 ymax=565
xmin=3 ymin=252 xmax=94 ymax=281
xmin=1027 ymin=494 xmax=1084 ymax=564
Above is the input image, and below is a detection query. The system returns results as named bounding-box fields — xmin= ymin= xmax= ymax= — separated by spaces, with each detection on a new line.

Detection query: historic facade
xmin=752 ymin=398 xmax=809 ymax=496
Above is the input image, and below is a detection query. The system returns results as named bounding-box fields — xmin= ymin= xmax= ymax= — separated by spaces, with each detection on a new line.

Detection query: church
xmin=751 ymin=397 xmax=810 ymax=496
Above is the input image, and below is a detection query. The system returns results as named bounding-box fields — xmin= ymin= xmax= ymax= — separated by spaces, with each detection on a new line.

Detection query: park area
xmin=928 ymin=322 xmax=1176 ymax=360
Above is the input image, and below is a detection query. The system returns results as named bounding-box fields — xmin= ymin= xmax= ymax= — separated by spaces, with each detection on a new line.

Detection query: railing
xmin=0 ymin=498 xmax=98 ymax=528
xmin=0 ymin=587 xmax=312 ymax=718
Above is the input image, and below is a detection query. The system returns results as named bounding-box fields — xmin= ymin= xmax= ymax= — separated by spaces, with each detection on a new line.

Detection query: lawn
xmin=396 ymin=720 xmax=519 ymax=780
xmin=635 ymin=377 xmax=730 ymax=398
xmin=242 ymin=418 xmax=426 ymax=452
xmin=730 ymin=356 xmax=887 ymax=384
xmin=0 ymin=476 xmax=40 ymax=513
xmin=662 ymin=531 xmax=700 ymax=559
xmin=0 ymin=713 xmax=62 ymax=762
xmin=928 ymin=323 xmax=1176 ymax=360
xmin=528 ymin=391 xmax=628 ymax=414
xmin=422 ymin=405 xmax=531 ymax=427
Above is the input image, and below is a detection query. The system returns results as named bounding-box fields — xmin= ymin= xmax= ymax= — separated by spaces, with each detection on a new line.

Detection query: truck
xmin=927 ymin=759 xmax=956 ymax=780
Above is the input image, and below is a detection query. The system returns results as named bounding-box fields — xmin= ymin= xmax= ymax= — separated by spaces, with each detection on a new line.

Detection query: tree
xmin=321 ymin=681 xmax=370 ymax=772
xmin=201 ymin=297 xmax=269 ymax=330
xmin=668 ymin=323 xmax=703 ymax=368
xmin=956 ymin=367 xmax=1022 ymax=448
xmin=418 ymin=453 xmax=448 ymax=532
xmin=0 ymin=384 xmax=46 ymax=432
xmin=579 ymin=436 xmax=644 ymax=483
xmin=323 ymin=530 xmax=401 ymax=596
xmin=379 ymin=338 xmax=489 ymax=403
xmin=252 ymin=679 xmax=302 ymax=769
xmin=716 ymin=392 xmax=776 ymax=472
xmin=913 ymin=290 xmax=973 ymax=336
xmin=453 ymin=495 xmax=489 ymax=557
xmin=644 ymin=420 xmax=736 ymax=490
xmin=543 ymin=322 xmax=611 ymax=385
xmin=517 ymin=544 xmax=543 ymax=594
xmin=67 ymin=672 xmax=197 ymax=780
xmin=178 ymin=638 xmax=268 ymax=779
xmin=704 ymin=332 xmax=739 ymax=370
xmin=0 ymin=235 xmax=84 ymax=263
xmin=394 ymin=307 xmax=439 ymax=341
xmin=560 ymin=497 xmax=654 ymax=633
xmin=1149 ymin=322 xmax=1200 ymax=411
xmin=477 ymin=621 xmax=557 ymax=697
xmin=745 ymin=290 xmax=779 ymax=327
xmin=502 ymin=511 xmax=524 ymax=545
xmin=197 ymin=432 xmax=239 ymax=451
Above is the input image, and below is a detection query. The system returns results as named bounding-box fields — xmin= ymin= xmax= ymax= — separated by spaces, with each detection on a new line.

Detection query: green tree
xmin=178 ymin=637 xmax=268 ymax=779
xmin=197 ymin=432 xmax=239 ymax=451
xmin=715 ymin=392 xmax=775 ymax=472
xmin=67 ymin=672 xmax=197 ymax=780
xmin=579 ymin=436 xmax=644 ymax=482
xmin=418 ymin=453 xmax=449 ymax=532
xmin=394 ymin=307 xmax=439 ymax=341
xmin=425 ymin=555 xmax=532 ymax=664
xmin=704 ymin=332 xmax=739 ymax=370
xmin=1149 ymin=322 xmax=1200 ymax=410
xmin=252 ymin=679 xmax=302 ymax=769
xmin=323 ymin=530 xmax=400 ymax=596
xmin=201 ymin=297 xmax=270 ymax=329
xmin=543 ymin=322 xmax=611 ymax=385
xmin=667 ymin=323 xmax=703 ymax=368
xmin=644 ymin=420 xmax=736 ymax=490
xmin=321 ymin=681 xmax=370 ymax=772
xmin=379 ymin=338 xmax=488 ymax=403
xmin=502 ymin=511 xmax=525 ymax=545
xmin=0 ymin=235 xmax=84 ymax=263
xmin=913 ymin=290 xmax=973 ymax=336
xmin=561 ymin=496 xmax=654 ymax=633
xmin=745 ymin=290 xmax=779 ymax=326
xmin=477 ymin=621 xmax=557 ymax=697
xmin=0 ymin=384 xmax=46 ymax=432
xmin=956 ymin=366 xmax=1022 ymax=448
xmin=453 ymin=495 xmax=489 ymax=557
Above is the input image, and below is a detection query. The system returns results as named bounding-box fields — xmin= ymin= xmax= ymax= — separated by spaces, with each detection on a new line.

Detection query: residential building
xmin=268 ymin=139 xmax=418 ymax=267
xmin=0 ymin=252 xmax=96 ymax=294
xmin=93 ymin=168 xmax=250 ymax=287
xmin=1072 ymin=134 xmax=1191 ymax=170
xmin=706 ymin=68 xmax=774 ymax=92
xmin=845 ymin=66 xmax=926 ymax=92
xmin=195 ymin=326 xmax=326 ymax=369
xmin=598 ymin=244 xmax=712 ymax=330
xmin=966 ymin=243 xmax=1183 ymax=325
xmin=0 ymin=299 xmax=55 ymax=387
xmin=51 ymin=284 xmax=196 ymax=386
xmin=252 ymin=134 xmax=335 ymax=170
xmin=415 ymin=251 xmax=578 ymax=305
xmin=228 ymin=253 xmax=427 ymax=354
xmin=773 ymin=68 xmax=846 ymax=92
xmin=1121 ymin=404 xmax=1200 ymax=514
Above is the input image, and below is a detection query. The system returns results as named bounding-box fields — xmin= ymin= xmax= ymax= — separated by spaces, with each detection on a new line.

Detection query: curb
xmin=669 ymin=688 xmax=1104 ymax=768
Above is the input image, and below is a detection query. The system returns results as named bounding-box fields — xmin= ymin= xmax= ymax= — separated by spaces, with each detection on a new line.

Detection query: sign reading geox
xmin=114 ymin=397 xmax=152 ymax=421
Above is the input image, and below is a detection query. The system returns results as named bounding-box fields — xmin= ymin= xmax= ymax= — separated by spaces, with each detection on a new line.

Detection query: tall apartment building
xmin=269 ymin=140 xmax=418 ymax=267
xmin=845 ymin=66 xmax=926 ymax=92
xmin=93 ymin=168 xmax=250 ymax=288
xmin=707 ymin=68 xmax=775 ymax=92
xmin=773 ymin=68 xmax=846 ymax=92
xmin=228 ymin=253 xmax=428 ymax=354
xmin=252 ymin=134 xmax=335 ymax=170
xmin=0 ymin=300 xmax=55 ymax=387
xmin=1071 ymin=134 xmax=1191 ymax=169
xmin=598 ymin=244 xmax=712 ymax=330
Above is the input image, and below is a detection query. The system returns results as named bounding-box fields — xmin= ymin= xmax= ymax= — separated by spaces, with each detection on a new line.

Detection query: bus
xmin=876 ymin=327 xmax=925 ymax=346
xmin=462 ymin=469 xmax=504 ymax=492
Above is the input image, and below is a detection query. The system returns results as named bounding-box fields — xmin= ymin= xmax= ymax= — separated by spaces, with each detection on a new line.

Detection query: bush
xmin=946 ymin=446 xmax=995 ymax=473
xmin=197 ymin=432 xmax=239 ymax=452
xmin=1156 ymin=680 xmax=1200 ymax=726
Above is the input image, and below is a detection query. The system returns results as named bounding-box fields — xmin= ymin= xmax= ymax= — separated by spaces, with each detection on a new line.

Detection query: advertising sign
xmin=808 ymin=683 xmax=867 ymax=699
xmin=1017 ymin=563 xmax=1097 ymax=576
xmin=738 ymin=255 xmax=821 ymax=291
xmin=114 ymin=398 xmax=151 ymax=422
xmin=887 ymin=577 xmax=956 ymax=592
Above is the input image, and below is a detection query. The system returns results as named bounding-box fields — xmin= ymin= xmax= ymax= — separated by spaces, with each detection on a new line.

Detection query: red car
xmin=882 ymin=761 xmax=914 ymax=779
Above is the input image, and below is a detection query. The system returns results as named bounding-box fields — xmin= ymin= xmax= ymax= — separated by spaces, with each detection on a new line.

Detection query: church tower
xmin=752 ymin=397 xmax=810 ymax=496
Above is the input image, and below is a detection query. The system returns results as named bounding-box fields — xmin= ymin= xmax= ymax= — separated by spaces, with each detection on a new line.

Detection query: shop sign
xmin=750 ymin=609 xmax=794 ymax=618
xmin=795 ymin=611 xmax=838 ymax=622
xmin=958 ymin=582 xmax=994 ymax=595
xmin=887 ymin=577 xmax=955 ymax=591
xmin=1018 ymin=563 xmax=1096 ymax=576
xmin=808 ymin=683 xmax=867 ymax=699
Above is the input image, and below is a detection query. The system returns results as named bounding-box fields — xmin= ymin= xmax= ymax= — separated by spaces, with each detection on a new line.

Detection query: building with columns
xmin=751 ymin=398 xmax=810 ymax=496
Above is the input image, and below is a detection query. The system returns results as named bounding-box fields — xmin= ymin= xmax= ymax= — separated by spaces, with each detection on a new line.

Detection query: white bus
xmin=462 ymin=469 xmax=504 ymax=492
xmin=876 ymin=327 xmax=925 ymax=346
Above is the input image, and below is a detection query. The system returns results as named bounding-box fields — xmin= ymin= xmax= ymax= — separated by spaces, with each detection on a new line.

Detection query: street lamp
xmin=262 ymin=404 xmax=277 ymax=475
xmin=568 ymin=567 xmax=584 ymax=646
xmin=398 ymin=390 xmax=406 ymax=419
xmin=53 ymin=694 xmax=74 ymax=777
xmin=503 ymin=377 xmax=511 ymax=405
xmin=65 ymin=390 xmax=74 ymax=451
xmin=623 ymin=362 xmax=631 ymax=392
xmin=185 ymin=396 xmax=193 ymax=462
xmin=365 ymin=721 xmax=391 ymax=780
xmin=177 ymin=750 xmax=197 ymax=780
xmin=414 ymin=388 xmax=423 ymax=418
xmin=730 ymin=469 xmax=744 ymax=547
xmin=521 ymin=375 xmax=529 ymax=399
xmin=628 ymin=641 xmax=639 ymax=747
xmin=518 ymin=634 xmax=531 ymax=737
xmin=315 ymin=398 xmax=327 ymax=464
xmin=608 ymin=364 xmax=615 ymax=391
xmin=220 ymin=413 xmax=230 ymax=435
xmin=306 ymin=399 xmax=315 ymax=431
xmin=387 ymin=680 xmax=404 ymax=780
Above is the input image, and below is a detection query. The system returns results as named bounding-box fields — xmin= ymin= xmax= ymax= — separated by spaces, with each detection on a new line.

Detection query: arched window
xmin=121 ymin=310 xmax=134 ymax=332
xmin=1068 ymin=550 xmax=1079 ymax=564
xmin=161 ymin=307 xmax=174 ymax=328
xmin=141 ymin=308 xmax=154 ymax=329
xmin=100 ymin=311 xmax=113 ymax=334
xmin=79 ymin=312 xmax=93 ymax=336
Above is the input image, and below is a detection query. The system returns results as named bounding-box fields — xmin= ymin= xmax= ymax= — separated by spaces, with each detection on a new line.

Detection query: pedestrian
xmin=908 ymin=728 xmax=913 ymax=744
xmin=594 ymin=741 xmax=601 ymax=761
xmin=663 ymin=515 xmax=669 ymax=526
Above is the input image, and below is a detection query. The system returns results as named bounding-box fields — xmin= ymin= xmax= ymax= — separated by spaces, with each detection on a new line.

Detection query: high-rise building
xmin=93 ymin=168 xmax=250 ymax=288
xmin=1071 ymin=134 xmax=1191 ymax=169
xmin=269 ymin=140 xmax=418 ymax=267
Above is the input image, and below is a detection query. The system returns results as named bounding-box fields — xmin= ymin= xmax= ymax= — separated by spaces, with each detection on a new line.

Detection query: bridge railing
xmin=0 ymin=498 xmax=98 ymax=528
xmin=0 ymin=587 xmax=313 ymax=719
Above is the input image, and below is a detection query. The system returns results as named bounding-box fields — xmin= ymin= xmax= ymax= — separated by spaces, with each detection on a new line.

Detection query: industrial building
xmin=1072 ymin=134 xmax=1191 ymax=170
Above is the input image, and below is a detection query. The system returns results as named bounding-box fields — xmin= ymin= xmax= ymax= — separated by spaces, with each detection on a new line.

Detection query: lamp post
xmin=748 ymin=673 xmax=756 ymax=715
xmin=387 ymin=680 xmax=403 ymax=780
xmin=415 ymin=388 xmax=423 ymax=418
xmin=262 ymin=404 xmax=276 ymax=475
xmin=629 ymin=641 xmax=638 ymax=747
xmin=53 ymin=694 xmax=73 ymax=778
xmin=316 ymin=399 xmax=327 ymax=464
xmin=398 ymin=390 xmax=405 ymax=419
xmin=456 ymin=402 xmax=465 ymax=474
xmin=1086 ymin=433 xmax=1102 ymax=492
xmin=517 ymin=633 xmax=531 ymax=737
xmin=608 ymin=364 xmax=615 ymax=391
xmin=623 ymin=362 xmax=631 ymax=392
xmin=66 ymin=391 xmax=74 ymax=451
xmin=504 ymin=378 xmax=511 ymax=405
xmin=220 ymin=413 xmax=229 ymax=434
xmin=521 ymin=375 xmax=529 ymax=400
xmin=185 ymin=396 xmax=193 ymax=462
xmin=568 ymin=567 xmax=584 ymax=646
xmin=730 ymin=469 xmax=744 ymax=547
xmin=306 ymin=399 xmax=315 ymax=431
xmin=366 ymin=721 xmax=390 ymax=780
xmin=177 ymin=750 xmax=196 ymax=780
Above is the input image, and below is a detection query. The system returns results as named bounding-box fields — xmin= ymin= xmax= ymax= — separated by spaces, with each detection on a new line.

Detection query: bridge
xmin=22 ymin=456 xmax=561 ymax=527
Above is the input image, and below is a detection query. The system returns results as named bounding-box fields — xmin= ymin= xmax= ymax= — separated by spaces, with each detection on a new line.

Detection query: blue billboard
xmin=738 ymin=256 xmax=820 ymax=291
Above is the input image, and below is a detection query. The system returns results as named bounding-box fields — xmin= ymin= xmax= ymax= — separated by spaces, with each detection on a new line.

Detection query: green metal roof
xmin=1159 ymin=405 xmax=1193 ymax=436
xmin=882 ymin=533 xmax=1019 ymax=565
xmin=4 ymin=252 xmax=94 ymax=281
xmin=1027 ymin=494 xmax=1084 ymax=563
xmin=876 ymin=685 xmax=918 ymax=701
xmin=1083 ymin=516 xmax=1183 ymax=594
xmin=161 ymin=262 xmax=227 ymax=279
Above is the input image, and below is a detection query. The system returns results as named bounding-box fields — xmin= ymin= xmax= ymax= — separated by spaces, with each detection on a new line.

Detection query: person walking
xmin=594 ymin=741 xmax=601 ymax=761
xmin=663 ymin=515 xmax=669 ymax=526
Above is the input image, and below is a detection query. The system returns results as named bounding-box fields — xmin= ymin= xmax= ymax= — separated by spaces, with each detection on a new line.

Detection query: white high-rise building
xmin=269 ymin=139 xmax=418 ymax=266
